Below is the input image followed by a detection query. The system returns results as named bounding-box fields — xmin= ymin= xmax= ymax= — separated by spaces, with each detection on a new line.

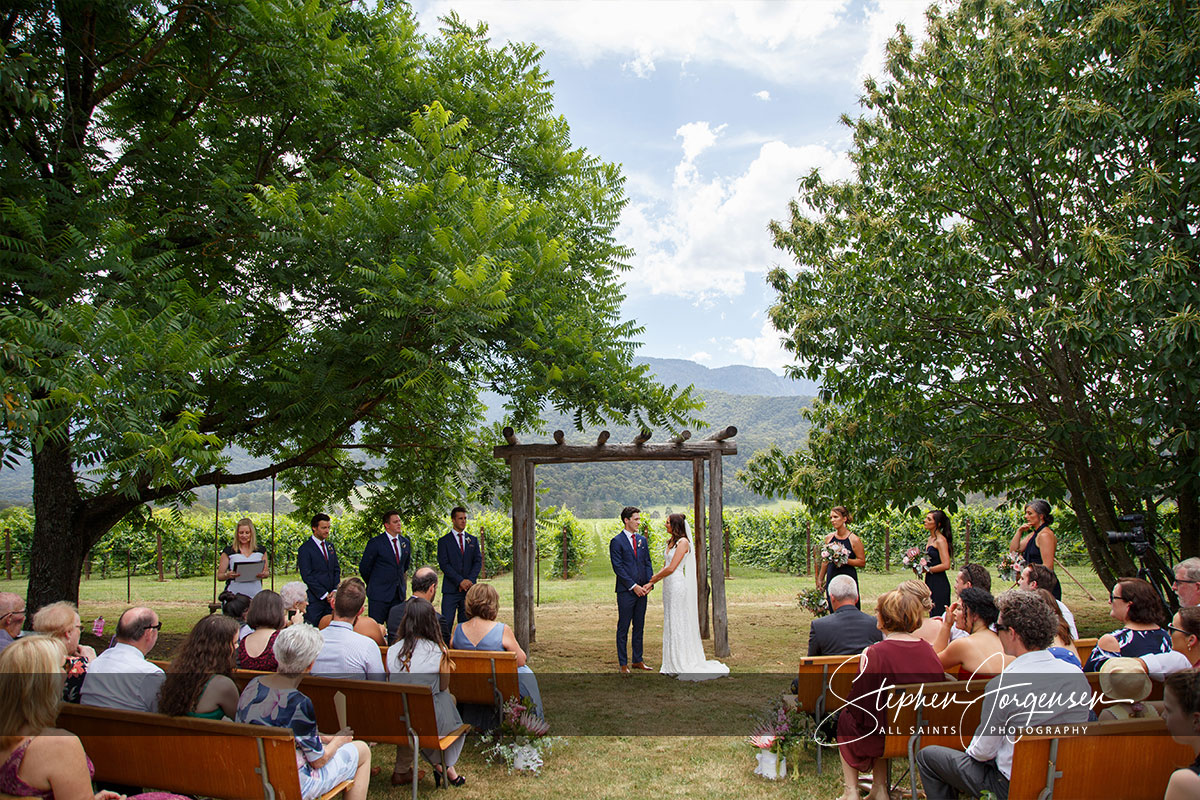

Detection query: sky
xmin=411 ymin=0 xmax=932 ymax=374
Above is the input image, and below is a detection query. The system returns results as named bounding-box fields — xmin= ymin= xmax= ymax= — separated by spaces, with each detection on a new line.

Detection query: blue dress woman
xmin=450 ymin=583 xmax=543 ymax=719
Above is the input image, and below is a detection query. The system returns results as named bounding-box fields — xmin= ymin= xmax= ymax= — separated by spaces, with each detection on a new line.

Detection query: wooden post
xmin=561 ymin=524 xmax=569 ymax=580
xmin=963 ymin=517 xmax=972 ymax=563
xmin=156 ymin=528 xmax=165 ymax=582
xmin=212 ymin=485 xmax=220 ymax=604
xmin=511 ymin=456 xmax=533 ymax=652
xmin=478 ymin=524 xmax=487 ymax=579
xmin=806 ymin=521 xmax=812 ymax=575
xmin=724 ymin=520 xmax=731 ymax=577
xmin=884 ymin=525 xmax=891 ymax=573
xmin=270 ymin=475 xmax=276 ymax=591
xmin=4 ymin=529 xmax=10 ymax=581
xmin=693 ymin=458 xmax=709 ymax=638
xmin=526 ymin=462 xmax=537 ymax=643
xmin=708 ymin=451 xmax=730 ymax=657
xmin=126 ymin=549 xmax=131 ymax=604
xmin=85 ymin=556 xmax=91 ymax=581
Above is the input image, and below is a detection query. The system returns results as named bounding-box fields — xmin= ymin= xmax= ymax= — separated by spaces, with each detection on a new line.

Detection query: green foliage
xmin=536 ymin=507 xmax=595 ymax=579
xmin=0 ymin=1 xmax=697 ymax=606
xmin=745 ymin=0 xmax=1200 ymax=586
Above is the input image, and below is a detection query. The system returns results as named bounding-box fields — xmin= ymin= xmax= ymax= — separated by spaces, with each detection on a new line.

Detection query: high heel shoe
xmin=447 ymin=773 xmax=466 ymax=787
xmin=433 ymin=769 xmax=442 ymax=788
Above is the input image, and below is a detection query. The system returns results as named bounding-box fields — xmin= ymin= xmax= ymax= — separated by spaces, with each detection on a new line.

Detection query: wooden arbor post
xmin=494 ymin=425 xmax=737 ymax=655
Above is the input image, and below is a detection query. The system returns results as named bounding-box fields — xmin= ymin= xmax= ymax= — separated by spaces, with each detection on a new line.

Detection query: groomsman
xmin=298 ymin=513 xmax=340 ymax=625
xmin=359 ymin=509 xmax=413 ymax=624
xmin=437 ymin=506 xmax=481 ymax=642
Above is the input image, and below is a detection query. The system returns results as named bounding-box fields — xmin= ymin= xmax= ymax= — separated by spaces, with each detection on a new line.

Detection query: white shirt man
xmin=80 ymin=607 xmax=165 ymax=712
xmin=311 ymin=581 xmax=385 ymax=681
xmin=1017 ymin=565 xmax=1078 ymax=639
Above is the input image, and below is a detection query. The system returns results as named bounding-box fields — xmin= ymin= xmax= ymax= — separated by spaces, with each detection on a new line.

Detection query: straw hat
xmin=1099 ymin=657 xmax=1152 ymax=703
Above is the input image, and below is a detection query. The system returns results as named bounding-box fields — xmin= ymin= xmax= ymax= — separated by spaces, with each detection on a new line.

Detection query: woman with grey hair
xmin=1009 ymin=499 xmax=1060 ymax=599
xmin=236 ymin=625 xmax=372 ymax=800
xmin=280 ymin=581 xmax=309 ymax=626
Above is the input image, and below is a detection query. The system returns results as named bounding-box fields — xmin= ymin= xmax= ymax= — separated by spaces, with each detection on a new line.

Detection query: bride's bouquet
xmin=819 ymin=541 xmax=850 ymax=567
xmin=796 ymin=587 xmax=830 ymax=617
xmin=478 ymin=696 xmax=564 ymax=774
xmin=901 ymin=546 xmax=929 ymax=577
xmin=998 ymin=552 xmax=1026 ymax=583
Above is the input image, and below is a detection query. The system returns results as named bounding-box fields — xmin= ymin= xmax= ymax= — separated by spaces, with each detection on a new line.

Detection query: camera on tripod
xmin=1106 ymin=512 xmax=1147 ymax=545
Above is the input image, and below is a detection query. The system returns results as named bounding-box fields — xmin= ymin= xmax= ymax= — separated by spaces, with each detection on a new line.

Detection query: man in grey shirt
xmin=312 ymin=577 xmax=385 ymax=680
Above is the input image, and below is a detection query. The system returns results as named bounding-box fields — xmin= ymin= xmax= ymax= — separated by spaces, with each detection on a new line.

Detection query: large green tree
xmin=0 ymin=1 xmax=696 ymax=613
xmin=745 ymin=0 xmax=1199 ymax=589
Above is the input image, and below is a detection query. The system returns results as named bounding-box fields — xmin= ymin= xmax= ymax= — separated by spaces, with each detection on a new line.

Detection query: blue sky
xmin=413 ymin=0 xmax=931 ymax=373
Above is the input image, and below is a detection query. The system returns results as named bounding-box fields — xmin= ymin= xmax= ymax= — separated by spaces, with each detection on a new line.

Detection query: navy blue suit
xmin=437 ymin=529 xmax=482 ymax=641
xmin=298 ymin=537 xmax=340 ymax=625
xmin=359 ymin=533 xmax=412 ymax=624
xmin=610 ymin=529 xmax=653 ymax=666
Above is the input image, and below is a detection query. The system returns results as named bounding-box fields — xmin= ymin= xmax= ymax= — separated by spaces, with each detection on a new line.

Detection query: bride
xmin=644 ymin=513 xmax=729 ymax=681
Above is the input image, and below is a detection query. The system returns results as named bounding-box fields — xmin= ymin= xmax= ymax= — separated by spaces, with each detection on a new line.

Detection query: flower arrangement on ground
xmin=796 ymin=587 xmax=830 ymax=617
xmin=747 ymin=698 xmax=817 ymax=780
xmin=820 ymin=540 xmax=850 ymax=567
xmin=998 ymin=552 xmax=1025 ymax=582
xmin=477 ymin=696 xmax=564 ymax=774
xmin=901 ymin=546 xmax=929 ymax=577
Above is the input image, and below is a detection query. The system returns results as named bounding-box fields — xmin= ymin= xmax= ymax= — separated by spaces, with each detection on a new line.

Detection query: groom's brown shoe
xmin=631 ymin=661 xmax=653 ymax=670
xmin=619 ymin=664 xmax=631 ymax=674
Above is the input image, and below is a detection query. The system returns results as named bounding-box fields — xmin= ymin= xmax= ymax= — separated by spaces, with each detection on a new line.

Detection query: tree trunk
xmin=1178 ymin=444 xmax=1200 ymax=560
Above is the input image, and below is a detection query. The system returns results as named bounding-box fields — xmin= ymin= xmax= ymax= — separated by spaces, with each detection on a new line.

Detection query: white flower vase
xmin=512 ymin=744 xmax=543 ymax=773
xmin=754 ymin=750 xmax=786 ymax=780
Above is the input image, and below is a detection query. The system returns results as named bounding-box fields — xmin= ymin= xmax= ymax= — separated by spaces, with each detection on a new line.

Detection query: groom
xmin=610 ymin=506 xmax=654 ymax=674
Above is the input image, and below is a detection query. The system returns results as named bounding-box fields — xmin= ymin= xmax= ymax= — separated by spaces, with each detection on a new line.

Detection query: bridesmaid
xmin=1009 ymin=500 xmax=1060 ymax=599
xmin=817 ymin=506 xmax=866 ymax=610
xmin=923 ymin=510 xmax=953 ymax=617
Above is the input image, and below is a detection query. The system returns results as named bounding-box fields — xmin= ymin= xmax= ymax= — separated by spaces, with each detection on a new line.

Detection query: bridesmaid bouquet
xmin=820 ymin=541 xmax=850 ymax=567
xmin=901 ymin=546 xmax=929 ymax=577
xmin=796 ymin=587 xmax=830 ymax=617
xmin=998 ymin=552 xmax=1026 ymax=582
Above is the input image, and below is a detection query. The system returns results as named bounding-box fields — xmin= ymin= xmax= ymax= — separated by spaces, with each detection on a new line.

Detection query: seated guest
xmin=387 ymin=599 xmax=466 ymax=787
xmin=453 ymin=583 xmax=543 ymax=717
xmin=0 ymin=592 xmax=24 ymax=654
xmin=388 ymin=567 xmax=441 ymax=644
xmin=1018 ymin=564 xmax=1078 ymax=639
xmin=311 ymin=578 xmax=385 ymax=680
xmin=896 ymin=580 xmax=943 ymax=646
xmin=219 ymin=590 xmax=252 ymax=639
xmin=1036 ymin=588 xmax=1082 ymax=668
xmin=1097 ymin=657 xmax=1158 ymax=721
xmin=158 ymin=614 xmax=240 ymax=720
xmin=1163 ymin=669 xmax=1200 ymax=800
xmin=807 ymin=574 xmax=883 ymax=656
xmin=917 ymin=590 xmax=1091 ymax=800
xmin=317 ymin=611 xmax=386 ymax=646
xmin=835 ymin=589 xmax=944 ymax=800
xmin=80 ymin=606 xmax=165 ymax=712
xmin=1084 ymin=577 xmax=1172 ymax=671
xmin=1173 ymin=558 xmax=1200 ymax=608
xmin=31 ymin=601 xmax=95 ymax=703
xmin=1139 ymin=606 xmax=1200 ymax=679
xmin=237 ymin=624 xmax=372 ymax=800
xmin=238 ymin=590 xmax=288 ymax=671
xmin=0 ymin=637 xmax=187 ymax=800
xmin=280 ymin=581 xmax=310 ymax=627
xmin=948 ymin=564 xmax=992 ymax=642
xmin=933 ymin=587 xmax=1008 ymax=679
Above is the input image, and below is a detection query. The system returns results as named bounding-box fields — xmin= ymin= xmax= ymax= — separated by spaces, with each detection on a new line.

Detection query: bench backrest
xmin=883 ymin=678 xmax=989 ymax=759
xmin=57 ymin=703 xmax=303 ymax=800
xmin=444 ymin=648 xmax=520 ymax=705
xmin=797 ymin=654 xmax=862 ymax=717
xmin=1007 ymin=717 xmax=1194 ymax=800
xmin=1073 ymin=637 xmax=1096 ymax=665
xmin=231 ymin=670 xmax=438 ymax=747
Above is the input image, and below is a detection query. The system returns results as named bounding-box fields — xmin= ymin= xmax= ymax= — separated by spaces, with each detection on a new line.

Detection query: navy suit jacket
xmin=298 ymin=537 xmax=340 ymax=606
xmin=437 ymin=530 xmax=482 ymax=594
xmin=610 ymin=530 xmax=653 ymax=594
xmin=806 ymin=603 xmax=884 ymax=656
xmin=359 ymin=533 xmax=412 ymax=604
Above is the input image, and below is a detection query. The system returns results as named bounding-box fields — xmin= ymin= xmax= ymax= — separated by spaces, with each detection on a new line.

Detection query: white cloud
xmin=414 ymin=0 xmax=866 ymax=85
xmin=676 ymin=121 xmax=724 ymax=164
xmin=690 ymin=351 xmax=713 ymax=364
xmin=619 ymin=133 xmax=854 ymax=299
xmin=754 ymin=90 xmax=771 ymax=101
xmin=732 ymin=319 xmax=791 ymax=373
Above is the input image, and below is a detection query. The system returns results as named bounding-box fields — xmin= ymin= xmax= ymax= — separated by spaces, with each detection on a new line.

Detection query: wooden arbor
xmin=492 ymin=426 xmax=737 ymax=657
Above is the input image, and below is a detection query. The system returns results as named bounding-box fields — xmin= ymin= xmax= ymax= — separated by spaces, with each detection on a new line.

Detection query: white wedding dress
xmin=660 ymin=538 xmax=729 ymax=681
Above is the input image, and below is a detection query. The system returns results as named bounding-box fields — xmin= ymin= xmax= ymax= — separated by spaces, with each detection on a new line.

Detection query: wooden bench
xmin=883 ymin=678 xmax=989 ymax=798
xmin=1073 ymin=636 xmax=1096 ymax=665
xmin=1008 ymin=717 xmax=1193 ymax=799
xmin=796 ymin=654 xmax=863 ymax=775
xmin=56 ymin=703 xmax=351 ymax=800
xmin=230 ymin=671 xmax=469 ymax=800
xmin=378 ymin=645 xmax=521 ymax=717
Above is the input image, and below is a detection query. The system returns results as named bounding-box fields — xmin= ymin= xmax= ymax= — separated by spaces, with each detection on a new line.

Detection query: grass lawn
xmin=0 ymin=525 xmax=1120 ymax=799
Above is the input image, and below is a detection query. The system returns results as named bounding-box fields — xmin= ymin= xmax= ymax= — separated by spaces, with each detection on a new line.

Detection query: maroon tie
xmin=321 ymin=542 xmax=329 ymax=561
xmin=631 ymin=534 xmax=637 ymax=558
xmin=392 ymin=537 xmax=401 ymax=564
xmin=458 ymin=533 xmax=465 ymax=554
